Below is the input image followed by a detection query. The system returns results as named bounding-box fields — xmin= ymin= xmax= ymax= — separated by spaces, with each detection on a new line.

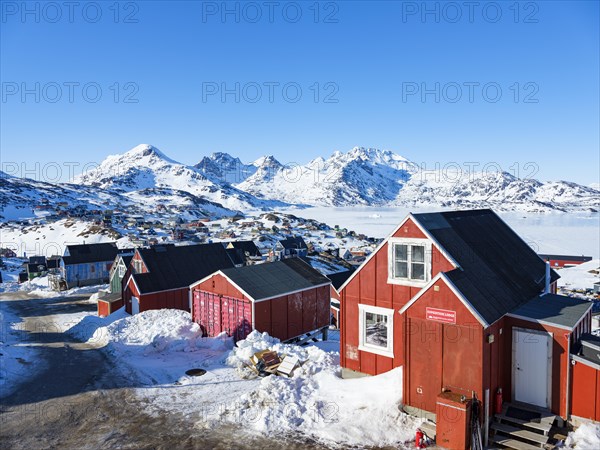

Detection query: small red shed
xmin=571 ymin=333 xmax=600 ymax=423
xmin=97 ymin=293 xmax=124 ymax=317
xmin=190 ymin=258 xmax=331 ymax=342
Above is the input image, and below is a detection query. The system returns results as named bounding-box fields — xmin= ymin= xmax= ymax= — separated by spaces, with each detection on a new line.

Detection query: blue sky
xmin=1 ymin=1 xmax=599 ymax=184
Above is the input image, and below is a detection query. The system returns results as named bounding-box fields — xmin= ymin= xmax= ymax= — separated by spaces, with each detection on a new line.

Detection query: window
xmin=358 ymin=304 xmax=394 ymax=357
xmin=388 ymin=238 xmax=431 ymax=286
xmin=118 ymin=265 xmax=126 ymax=277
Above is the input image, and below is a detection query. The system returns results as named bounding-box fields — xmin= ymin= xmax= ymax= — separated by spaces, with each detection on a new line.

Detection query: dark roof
xmin=413 ymin=209 xmax=560 ymax=325
xmin=327 ymin=269 xmax=355 ymax=291
xmin=220 ymin=258 xmax=330 ymax=301
xmin=120 ymin=255 xmax=134 ymax=267
xmin=132 ymin=243 xmax=235 ymax=294
xmin=46 ymin=256 xmax=61 ymax=269
xmin=226 ymin=248 xmax=246 ymax=266
xmin=509 ymin=294 xmax=592 ymax=329
xmin=28 ymin=256 xmax=46 ymax=265
xmin=538 ymin=254 xmax=593 ymax=263
xmin=572 ymin=333 xmax=600 ymax=368
xmin=27 ymin=263 xmax=46 ymax=273
xmin=225 ymin=240 xmax=261 ymax=257
xmin=278 ymin=236 xmax=308 ymax=250
xmin=63 ymin=243 xmax=119 ymax=265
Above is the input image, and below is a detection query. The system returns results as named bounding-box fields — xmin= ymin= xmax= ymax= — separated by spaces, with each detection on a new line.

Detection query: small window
xmin=388 ymin=238 xmax=431 ymax=286
xmin=359 ymin=304 xmax=394 ymax=357
xmin=118 ymin=266 xmax=125 ymax=277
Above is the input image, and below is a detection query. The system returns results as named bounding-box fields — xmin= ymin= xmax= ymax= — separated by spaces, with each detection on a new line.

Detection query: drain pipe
xmin=565 ymin=332 xmax=572 ymax=424
xmin=484 ymin=388 xmax=490 ymax=447
xmin=544 ymin=261 xmax=551 ymax=294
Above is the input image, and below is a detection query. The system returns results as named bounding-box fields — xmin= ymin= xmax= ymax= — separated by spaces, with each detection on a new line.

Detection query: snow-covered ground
xmin=557 ymin=259 xmax=600 ymax=291
xmin=0 ymin=218 xmax=128 ymax=258
xmin=0 ymin=282 xmax=108 ymax=397
xmin=0 ymin=302 xmax=47 ymax=397
xmin=55 ymin=308 xmax=420 ymax=448
xmin=565 ymin=422 xmax=600 ymax=449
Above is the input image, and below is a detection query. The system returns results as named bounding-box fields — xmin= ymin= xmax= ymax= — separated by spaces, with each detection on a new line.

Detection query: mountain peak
xmin=253 ymin=155 xmax=282 ymax=168
xmin=123 ymin=144 xmax=175 ymax=162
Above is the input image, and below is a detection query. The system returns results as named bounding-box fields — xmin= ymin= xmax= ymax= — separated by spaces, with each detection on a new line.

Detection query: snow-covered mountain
xmin=2 ymin=144 xmax=598 ymax=220
xmin=234 ymin=147 xmax=599 ymax=212
xmin=74 ymin=144 xmax=288 ymax=211
xmin=237 ymin=147 xmax=418 ymax=206
xmin=194 ymin=152 xmax=258 ymax=184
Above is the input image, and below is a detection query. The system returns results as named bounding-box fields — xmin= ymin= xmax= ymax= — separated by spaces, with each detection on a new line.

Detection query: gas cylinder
xmin=495 ymin=387 xmax=503 ymax=414
xmin=415 ymin=429 xmax=425 ymax=448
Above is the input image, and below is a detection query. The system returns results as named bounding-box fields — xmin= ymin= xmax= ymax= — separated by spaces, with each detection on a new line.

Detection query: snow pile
xmin=217 ymin=331 xmax=419 ymax=448
xmin=557 ymin=259 xmax=600 ymax=290
xmin=74 ymin=309 xmax=233 ymax=356
xmin=0 ymin=275 xmax=57 ymax=297
xmin=565 ymin=422 xmax=600 ymax=449
xmin=227 ymin=330 xmax=336 ymax=373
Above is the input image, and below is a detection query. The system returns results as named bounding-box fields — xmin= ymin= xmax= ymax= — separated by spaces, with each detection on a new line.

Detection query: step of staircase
xmin=419 ymin=420 xmax=436 ymax=440
xmin=489 ymin=435 xmax=542 ymax=450
xmin=494 ymin=413 xmax=552 ymax=435
xmin=490 ymin=422 xmax=548 ymax=446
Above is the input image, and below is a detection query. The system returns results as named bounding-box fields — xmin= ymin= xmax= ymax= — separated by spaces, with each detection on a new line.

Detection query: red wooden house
xmin=122 ymin=243 xmax=235 ymax=314
xmin=190 ymin=258 xmax=331 ymax=342
xmin=338 ymin=209 xmax=594 ymax=430
xmin=538 ymin=253 xmax=593 ymax=268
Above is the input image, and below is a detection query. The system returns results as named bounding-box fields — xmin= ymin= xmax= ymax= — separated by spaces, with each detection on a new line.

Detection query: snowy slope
xmin=238 ymin=147 xmax=417 ymax=206
xmin=0 ymin=173 xmax=234 ymax=221
xmin=74 ymin=144 xmax=289 ymax=211
xmin=236 ymin=147 xmax=599 ymax=212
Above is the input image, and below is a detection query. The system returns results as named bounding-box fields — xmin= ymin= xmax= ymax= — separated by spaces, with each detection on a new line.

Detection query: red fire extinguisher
xmin=495 ymin=387 xmax=503 ymax=415
xmin=415 ymin=429 xmax=425 ymax=449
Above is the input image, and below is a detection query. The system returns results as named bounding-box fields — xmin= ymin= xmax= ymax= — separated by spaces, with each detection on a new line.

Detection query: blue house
xmin=275 ymin=236 xmax=309 ymax=259
xmin=61 ymin=243 xmax=120 ymax=288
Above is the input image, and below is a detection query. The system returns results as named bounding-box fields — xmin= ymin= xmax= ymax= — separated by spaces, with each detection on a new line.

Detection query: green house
xmin=109 ymin=253 xmax=134 ymax=294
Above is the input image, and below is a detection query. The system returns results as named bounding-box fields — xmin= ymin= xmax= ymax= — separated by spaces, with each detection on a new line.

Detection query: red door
xmin=408 ymin=317 xmax=443 ymax=412
xmin=221 ymin=296 xmax=252 ymax=341
xmin=193 ymin=291 xmax=252 ymax=341
xmin=193 ymin=291 xmax=222 ymax=337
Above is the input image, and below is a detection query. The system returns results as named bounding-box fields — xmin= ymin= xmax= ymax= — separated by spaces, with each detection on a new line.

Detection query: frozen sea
xmin=281 ymin=207 xmax=600 ymax=259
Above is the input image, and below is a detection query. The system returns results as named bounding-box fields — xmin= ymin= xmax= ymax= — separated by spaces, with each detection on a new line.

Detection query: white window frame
xmin=358 ymin=304 xmax=394 ymax=358
xmin=387 ymin=237 xmax=432 ymax=287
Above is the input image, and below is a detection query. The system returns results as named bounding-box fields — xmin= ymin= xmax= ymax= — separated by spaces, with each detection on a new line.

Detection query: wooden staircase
xmin=489 ymin=403 xmax=556 ymax=450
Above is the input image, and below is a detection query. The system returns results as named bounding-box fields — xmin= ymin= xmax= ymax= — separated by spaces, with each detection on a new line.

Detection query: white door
xmin=132 ymin=296 xmax=140 ymax=315
xmin=513 ymin=328 xmax=551 ymax=408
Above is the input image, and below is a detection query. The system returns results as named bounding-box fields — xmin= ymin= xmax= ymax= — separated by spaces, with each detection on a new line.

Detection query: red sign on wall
xmin=426 ymin=307 xmax=456 ymax=324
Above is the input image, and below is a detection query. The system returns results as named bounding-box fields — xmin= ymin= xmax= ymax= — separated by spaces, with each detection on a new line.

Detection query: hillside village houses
xmin=7 ymin=208 xmax=600 ymax=450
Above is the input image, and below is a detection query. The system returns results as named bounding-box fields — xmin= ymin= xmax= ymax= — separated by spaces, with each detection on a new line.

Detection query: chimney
xmin=544 ymin=261 xmax=551 ymax=294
